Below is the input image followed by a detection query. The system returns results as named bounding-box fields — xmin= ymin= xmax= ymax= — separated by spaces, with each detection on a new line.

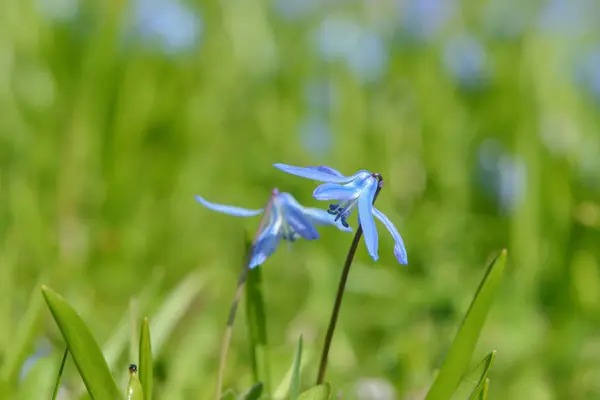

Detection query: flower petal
xmin=302 ymin=207 xmax=353 ymax=232
xmin=313 ymin=183 xmax=358 ymax=201
xmin=249 ymin=224 xmax=281 ymax=269
xmin=313 ymin=166 xmax=345 ymax=177
xmin=282 ymin=202 xmax=320 ymax=240
xmin=358 ymin=180 xmax=379 ymax=261
xmin=273 ymin=163 xmax=351 ymax=183
xmin=373 ymin=208 xmax=408 ymax=265
xmin=195 ymin=195 xmax=263 ymax=217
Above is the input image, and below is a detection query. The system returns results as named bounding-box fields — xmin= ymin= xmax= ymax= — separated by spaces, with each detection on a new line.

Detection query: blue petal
xmin=302 ymin=207 xmax=353 ymax=232
xmin=358 ymin=180 xmax=379 ymax=261
xmin=313 ymin=166 xmax=345 ymax=177
xmin=273 ymin=163 xmax=351 ymax=183
xmin=249 ymin=224 xmax=281 ymax=268
xmin=195 ymin=195 xmax=263 ymax=217
xmin=372 ymin=208 xmax=408 ymax=265
xmin=313 ymin=183 xmax=358 ymax=201
xmin=282 ymin=202 xmax=320 ymax=240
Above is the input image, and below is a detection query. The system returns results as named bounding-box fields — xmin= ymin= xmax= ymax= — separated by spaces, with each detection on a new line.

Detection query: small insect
xmin=129 ymin=364 xmax=138 ymax=374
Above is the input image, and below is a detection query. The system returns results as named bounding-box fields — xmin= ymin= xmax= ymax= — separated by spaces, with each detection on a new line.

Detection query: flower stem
xmin=316 ymin=175 xmax=383 ymax=385
xmin=214 ymin=193 xmax=276 ymax=400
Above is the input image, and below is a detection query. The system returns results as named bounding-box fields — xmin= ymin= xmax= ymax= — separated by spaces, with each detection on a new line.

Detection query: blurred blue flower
xmin=127 ymin=0 xmax=202 ymax=53
xmin=36 ymin=0 xmax=78 ymax=22
xmin=482 ymin=0 xmax=527 ymax=40
xmin=304 ymin=78 xmax=336 ymax=111
xmin=397 ymin=0 xmax=456 ymax=42
xmin=273 ymin=164 xmax=408 ymax=264
xmin=272 ymin=0 xmax=318 ymax=21
xmin=298 ymin=116 xmax=333 ymax=158
xmin=537 ymin=0 xmax=597 ymax=38
xmin=477 ymin=139 xmax=527 ymax=214
xmin=574 ymin=48 xmax=600 ymax=103
xmin=443 ymin=34 xmax=489 ymax=89
xmin=195 ymin=189 xmax=351 ymax=268
xmin=314 ymin=18 xmax=389 ymax=83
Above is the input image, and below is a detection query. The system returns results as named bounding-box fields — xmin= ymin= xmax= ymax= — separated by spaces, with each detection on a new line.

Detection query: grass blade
xmin=41 ymin=285 xmax=122 ymax=400
xmin=245 ymin=259 xmax=270 ymax=392
xmin=127 ymin=365 xmax=145 ymax=400
xmin=150 ymin=271 xmax=204 ymax=355
xmin=139 ymin=317 xmax=153 ymax=400
xmin=0 ymin=285 xmax=44 ymax=384
xmin=51 ymin=348 xmax=68 ymax=400
xmin=290 ymin=334 xmax=304 ymax=400
xmin=424 ymin=250 xmax=507 ymax=400
xmin=451 ymin=351 xmax=496 ymax=399
xmin=478 ymin=378 xmax=489 ymax=400
xmin=240 ymin=381 xmax=263 ymax=400
xmin=297 ymin=383 xmax=331 ymax=400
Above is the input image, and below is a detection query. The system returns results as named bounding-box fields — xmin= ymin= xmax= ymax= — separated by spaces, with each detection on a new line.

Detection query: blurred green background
xmin=2 ymin=0 xmax=600 ymax=398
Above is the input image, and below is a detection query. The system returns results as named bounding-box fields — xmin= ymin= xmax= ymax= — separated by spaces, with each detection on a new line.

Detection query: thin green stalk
xmin=316 ymin=176 xmax=383 ymax=385
xmin=214 ymin=193 xmax=276 ymax=400
xmin=51 ymin=348 xmax=68 ymax=400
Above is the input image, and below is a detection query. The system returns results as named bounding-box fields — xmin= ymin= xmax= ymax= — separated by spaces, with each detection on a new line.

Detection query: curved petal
xmin=249 ymin=224 xmax=281 ymax=269
xmin=195 ymin=195 xmax=263 ymax=217
xmin=282 ymin=202 xmax=320 ymax=240
xmin=273 ymin=163 xmax=351 ymax=183
xmin=313 ymin=183 xmax=358 ymax=201
xmin=302 ymin=207 xmax=353 ymax=232
xmin=358 ymin=180 xmax=379 ymax=261
xmin=373 ymin=208 xmax=408 ymax=265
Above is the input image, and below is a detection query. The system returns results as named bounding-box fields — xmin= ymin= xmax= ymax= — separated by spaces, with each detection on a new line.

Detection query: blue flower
xmin=273 ymin=164 xmax=408 ymax=265
xmin=195 ymin=189 xmax=351 ymax=269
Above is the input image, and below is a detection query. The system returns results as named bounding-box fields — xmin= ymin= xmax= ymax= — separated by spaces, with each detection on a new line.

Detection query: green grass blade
xmin=290 ymin=334 xmax=304 ymax=400
xmin=127 ymin=365 xmax=145 ymax=400
xmin=273 ymin=344 xmax=313 ymax=399
xmin=41 ymin=285 xmax=122 ymax=400
xmin=451 ymin=351 xmax=496 ymax=399
xmin=240 ymin=382 xmax=263 ymax=400
xmin=478 ymin=379 xmax=489 ymax=400
xmin=424 ymin=250 xmax=507 ymax=400
xmin=0 ymin=285 xmax=44 ymax=384
xmin=51 ymin=348 xmax=68 ymax=400
xmin=297 ymin=383 xmax=331 ymax=400
xmin=149 ymin=271 xmax=204 ymax=355
xmin=245 ymin=258 xmax=270 ymax=392
xmin=139 ymin=317 xmax=153 ymax=400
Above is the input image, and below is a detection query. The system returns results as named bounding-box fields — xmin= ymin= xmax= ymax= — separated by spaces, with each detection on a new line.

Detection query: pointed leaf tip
xmin=424 ymin=252 xmax=505 ymax=400
xmin=41 ymin=286 xmax=121 ymax=400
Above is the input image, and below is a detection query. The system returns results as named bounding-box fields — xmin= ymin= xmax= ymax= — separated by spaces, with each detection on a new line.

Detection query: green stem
xmin=51 ymin=348 xmax=68 ymax=400
xmin=316 ymin=176 xmax=383 ymax=385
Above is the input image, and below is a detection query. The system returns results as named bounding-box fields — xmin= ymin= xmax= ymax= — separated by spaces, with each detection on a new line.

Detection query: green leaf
xmin=290 ymin=334 xmax=303 ymax=400
xmin=478 ymin=378 xmax=489 ymax=400
xmin=139 ymin=317 xmax=153 ymax=400
xmin=424 ymin=250 xmax=506 ymax=400
xmin=273 ymin=341 xmax=313 ymax=400
xmin=41 ymin=285 xmax=122 ymax=400
xmin=127 ymin=365 xmax=145 ymax=400
xmin=245 ymin=250 xmax=270 ymax=392
xmin=51 ymin=348 xmax=68 ymax=400
xmin=297 ymin=383 xmax=331 ymax=400
xmin=451 ymin=351 xmax=496 ymax=399
xmin=239 ymin=381 xmax=263 ymax=400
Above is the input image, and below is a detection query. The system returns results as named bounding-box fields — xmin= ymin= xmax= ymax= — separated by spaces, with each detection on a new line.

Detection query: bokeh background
xmin=2 ymin=0 xmax=600 ymax=399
